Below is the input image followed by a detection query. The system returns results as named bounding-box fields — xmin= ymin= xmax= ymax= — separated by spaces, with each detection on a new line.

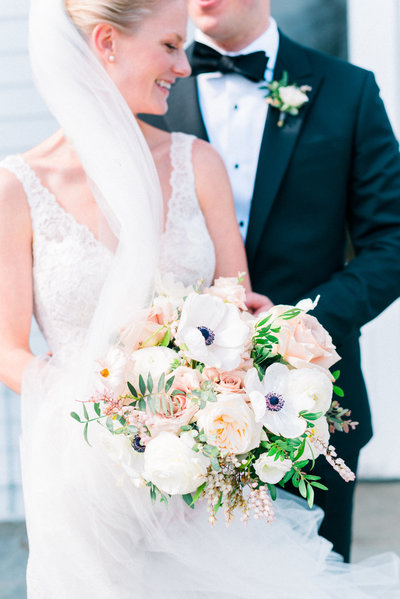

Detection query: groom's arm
xmin=303 ymin=72 xmax=400 ymax=346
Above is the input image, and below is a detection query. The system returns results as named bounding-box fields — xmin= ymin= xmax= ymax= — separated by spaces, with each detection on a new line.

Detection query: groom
xmin=142 ymin=0 xmax=400 ymax=561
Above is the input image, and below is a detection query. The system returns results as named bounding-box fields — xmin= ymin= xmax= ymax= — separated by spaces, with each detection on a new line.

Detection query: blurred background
xmin=0 ymin=0 xmax=399 ymax=597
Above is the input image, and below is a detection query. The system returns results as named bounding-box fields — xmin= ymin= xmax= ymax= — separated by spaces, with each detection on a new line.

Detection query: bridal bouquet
xmin=72 ymin=275 xmax=357 ymax=525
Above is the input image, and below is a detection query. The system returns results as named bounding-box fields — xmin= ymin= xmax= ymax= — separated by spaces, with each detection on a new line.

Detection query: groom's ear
xmin=91 ymin=23 xmax=117 ymax=64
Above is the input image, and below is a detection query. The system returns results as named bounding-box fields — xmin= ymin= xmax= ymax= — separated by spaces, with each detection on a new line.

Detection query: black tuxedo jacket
xmin=142 ymin=33 xmax=400 ymax=451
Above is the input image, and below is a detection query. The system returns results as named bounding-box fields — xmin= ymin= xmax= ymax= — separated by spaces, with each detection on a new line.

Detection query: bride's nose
xmin=173 ymin=50 xmax=191 ymax=78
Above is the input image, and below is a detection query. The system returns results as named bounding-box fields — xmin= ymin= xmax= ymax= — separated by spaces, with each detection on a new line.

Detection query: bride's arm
xmin=0 ymin=170 xmax=35 ymax=394
xmin=192 ymin=139 xmax=273 ymax=312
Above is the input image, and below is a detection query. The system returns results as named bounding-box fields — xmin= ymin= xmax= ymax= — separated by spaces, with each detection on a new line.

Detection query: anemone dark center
xmin=265 ymin=392 xmax=285 ymax=412
xmin=197 ymin=326 xmax=215 ymax=346
xmin=132 ymin=435 xmax=146 ymax=453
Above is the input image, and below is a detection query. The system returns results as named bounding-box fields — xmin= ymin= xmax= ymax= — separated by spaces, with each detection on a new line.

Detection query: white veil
xmin=29 ymin=0 xmax=163 ymax=362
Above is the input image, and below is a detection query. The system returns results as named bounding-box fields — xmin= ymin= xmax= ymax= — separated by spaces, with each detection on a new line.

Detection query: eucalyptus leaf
xmin=165 ymin=376 xmax=174 ymax=393
xmin=146 ymin=372 xmax=153 ymax=394
xmin=70 ymin=412 xmax=81 ymax=423
xmin=139 ymin=375 xmax=146 ymax=396
xmin=157 ymin=372 xmax=165 ymax=393
xmin=83 ymin=403 xmax=89 ymax=421
xmin=127 ymin=382 xmax=138 ymax=398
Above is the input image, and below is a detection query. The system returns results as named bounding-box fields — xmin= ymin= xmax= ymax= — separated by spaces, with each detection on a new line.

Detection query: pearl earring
xmin=108 ymin=55 xmax=115 ymax=62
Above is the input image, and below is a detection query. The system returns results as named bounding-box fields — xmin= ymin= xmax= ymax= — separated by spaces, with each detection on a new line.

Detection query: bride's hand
xmin=245 ymin=291 xmax=274 ymax=315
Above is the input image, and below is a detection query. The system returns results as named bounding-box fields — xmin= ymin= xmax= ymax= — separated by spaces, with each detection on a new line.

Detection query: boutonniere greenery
xmin=261 ymin=71 xmax=312 ymax=127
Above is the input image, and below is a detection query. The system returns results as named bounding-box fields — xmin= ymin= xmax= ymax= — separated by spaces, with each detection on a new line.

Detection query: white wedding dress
xmin=1 ymin=132 xmax=399 ymax=599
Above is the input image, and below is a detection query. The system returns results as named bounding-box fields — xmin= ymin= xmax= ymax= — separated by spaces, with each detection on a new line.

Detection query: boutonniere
xmin=261 ymin=71 xmax=312 ymax=127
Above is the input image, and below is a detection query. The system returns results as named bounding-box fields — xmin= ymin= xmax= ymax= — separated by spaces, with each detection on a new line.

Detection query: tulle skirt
xmin=21 ymin=357 xmax=400 ymax=599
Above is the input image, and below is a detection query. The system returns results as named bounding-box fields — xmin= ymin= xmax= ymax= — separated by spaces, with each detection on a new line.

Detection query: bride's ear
xmin=91 ymin=23 xmax=117 ymax=65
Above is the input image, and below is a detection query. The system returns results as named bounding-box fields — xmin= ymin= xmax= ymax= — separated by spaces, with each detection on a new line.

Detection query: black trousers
xmin=285 ymin=449 xmax=360 ymax=563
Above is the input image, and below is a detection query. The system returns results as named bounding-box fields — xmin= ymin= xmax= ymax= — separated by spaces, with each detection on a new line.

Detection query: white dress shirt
xmin=195 ymin=19 xmax=280 ymax=241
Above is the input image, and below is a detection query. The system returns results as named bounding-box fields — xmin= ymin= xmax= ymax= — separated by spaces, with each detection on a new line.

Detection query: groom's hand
xmin=245 ymin=291 xmax=274 ymax=315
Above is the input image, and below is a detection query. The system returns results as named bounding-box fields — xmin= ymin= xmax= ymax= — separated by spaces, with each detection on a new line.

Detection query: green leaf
xmin=161 ymin=394 xmax=168 ymax=416
xmin=150 ymin=486 xmax=157 ymax=504
xmin=138 ymin=398 xmax=146 ymax=411
xmin=83 ymin=422 xmax=91 ymax=446
xmin=182 ymin=493 xmax=194 ymax=509
xmin=139 ymin=374 xmax=146 ymax=396
xmin=306 ymin=483 xmax=314 ymax=508
xmin=180 ymin=425 xmax=192 ymax=432
xmin=332 ymin=370 xmax=340 ymax=382
xmin=70 ymin=412 xmax=81 ymax=423
xmin=211 ymin=457 xmax=220 ymax=472
xmin=106 ymin=417 xmax=114 ymax=433
xmin=147 ymin=395 xmax=157 ymax=414
xmin=267 ymin=483 xmax=277 ymax=501
xmin=192 ymin=482 xmax=207 ymax=504
xmin=157 ymin=372 xmax=165 ymax=393
xmin=281 ymin=469 xmax=294 ymax=485
xmin=94 ymin=403 xmax=101 ymax=418
xmin=294 ymin=460 xmax=309 ymax=469
xmin=160 ymin=328 xmax=171 ymax=347
xmin=333 ymin=385 xmax=344 ymax=398
xmin=165 ymin=375 xmax=174 ymax=393
xmin=127 ymin=382 xmax=138 ymax=398
xmin=256 ymin=315 xmax=271 ymax=328
xmin=299 ymin=477 xmax=307 ymax=499
xmin=147 ymin=372 xmax=153 ymax=394
xmin=83 ymin=403 xmax=89 ymax=421
xmin=214 ymin=491 xmax=223 ymax=515
xmin=311 ymin=482 xmax=329 ymax=491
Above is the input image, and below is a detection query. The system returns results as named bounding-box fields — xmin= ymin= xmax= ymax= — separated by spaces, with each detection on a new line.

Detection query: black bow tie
xmin=191 ymin=41 xmax=269 ymax=83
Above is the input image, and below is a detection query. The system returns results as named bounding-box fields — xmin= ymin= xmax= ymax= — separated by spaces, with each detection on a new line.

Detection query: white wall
xmin=348 ymin=0 xmax=400 ymax=478
xmin=0 ymin=0 xmax=54 ymax=520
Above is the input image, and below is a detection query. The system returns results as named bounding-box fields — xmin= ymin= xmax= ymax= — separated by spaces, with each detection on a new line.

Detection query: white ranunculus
xmin=245 ymin=364 xmax=311 ymax=439
xmin=143 ymin=431 xmax=210 ymax=495
xmin=196 ymin=393 xmax=263 ymax=454
xmin=279 ymin=85 xmax=309 ymax=108
xmin=176 ymin=293 xmax=249 ymax=371
xmin=102 ymin=433 xmax=145 ymax=487
xmin=303 ymin=416 xmax=330 ymax=461
xmin=129 ymin=346 xmax=177 ymax=389
xmin=288 ymin=367 xmax=333 ymax=416
xmin=254 ymin=454 xmax=293 ymax=484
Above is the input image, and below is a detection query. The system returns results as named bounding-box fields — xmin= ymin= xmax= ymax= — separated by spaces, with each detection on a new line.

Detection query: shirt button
xmin=239 ymin=221 xmax=244 ymax=227
xmin=234 ymin=164 xmax=239 ymax=169
xmin=234 ymin=104 xmax=238 ymax=110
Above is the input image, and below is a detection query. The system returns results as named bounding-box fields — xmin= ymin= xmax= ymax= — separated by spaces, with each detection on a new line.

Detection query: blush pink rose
xmin=202 ymin=367 xmax=246 ymax=393
xmin=205 ymin=277 xmax=247 ymax=310
xmin=269 ymin=305 xmax=340 ymax=371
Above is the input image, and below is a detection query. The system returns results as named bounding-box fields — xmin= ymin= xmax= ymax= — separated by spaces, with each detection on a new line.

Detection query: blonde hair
xmin=65 ymin=0 xmax=159 ymax=36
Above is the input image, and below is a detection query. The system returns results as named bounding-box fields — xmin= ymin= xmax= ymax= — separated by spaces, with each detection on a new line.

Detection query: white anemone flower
xmin=176 ymin=293 xmax=249 ymax=371
xmin=245 ymin=363 xmax=311 ymax=438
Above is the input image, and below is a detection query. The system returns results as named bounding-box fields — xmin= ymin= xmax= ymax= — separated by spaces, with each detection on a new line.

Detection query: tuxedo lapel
xmin=245 ymin=33 xmax=323 ymax=268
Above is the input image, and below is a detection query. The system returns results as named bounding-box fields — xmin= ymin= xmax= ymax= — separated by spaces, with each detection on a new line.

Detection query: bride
xmin=0 ymin=0 xmax=399 ymax=597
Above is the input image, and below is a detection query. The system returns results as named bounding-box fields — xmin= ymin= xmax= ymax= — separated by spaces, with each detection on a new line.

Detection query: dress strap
xmin=0 ymin=155 xmax=45 ymax=214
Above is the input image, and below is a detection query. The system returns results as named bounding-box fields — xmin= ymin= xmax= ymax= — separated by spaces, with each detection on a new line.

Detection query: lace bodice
xmin=0 ymin=132 xmax=215 ymax=356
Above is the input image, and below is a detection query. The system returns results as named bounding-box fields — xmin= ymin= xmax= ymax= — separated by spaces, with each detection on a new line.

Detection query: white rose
xmin=196 ymin=393 xmax=262 ymax=454
xmin=279 ymin=85 xmax=309 ymax=108
xmin=288 ymin=367 xmax=333 ymax=416
xmin=303 ymin=416 xmax=330 ymax=461
xmin=143 ymin=431 xmax=210 ymax=495
xmin=129 ymin=346 xmax=177 ymax=389
xmin=254 ymin=454 xmax=293 ymax=484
